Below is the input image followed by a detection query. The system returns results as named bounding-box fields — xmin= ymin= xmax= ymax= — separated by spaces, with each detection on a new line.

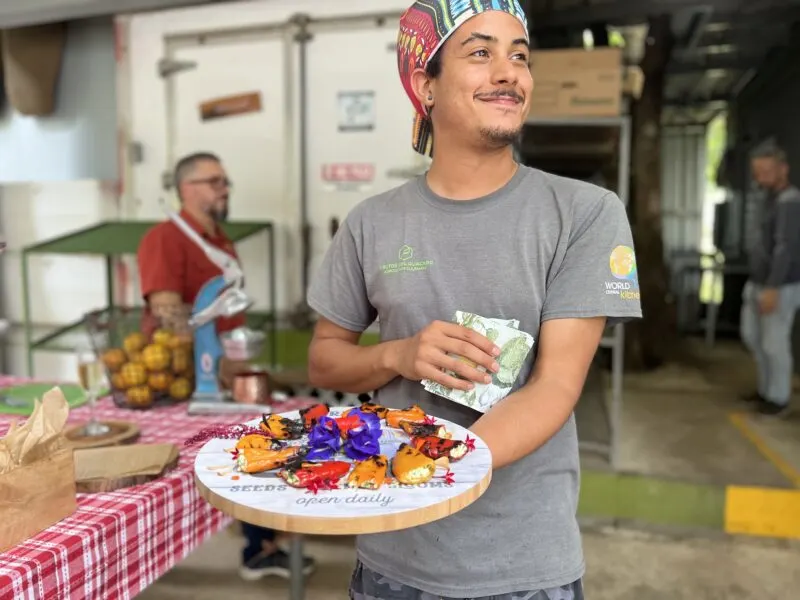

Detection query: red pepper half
xmin=299 ymin=403 xmax=330 ymax=432
xmin=279 ymin=461 xmax=352 ymax=493
xmin=334 ymin=414 xmax=363 ymax=439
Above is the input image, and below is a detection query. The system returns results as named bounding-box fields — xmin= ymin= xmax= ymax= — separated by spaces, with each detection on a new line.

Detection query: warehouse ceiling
xmin=526 ymin=0 xmax=800 ymax=125
xmin=0 ymin=0 xmax=229 ymax=29
xmin=2 ymin=0 xmax=797 ymax=127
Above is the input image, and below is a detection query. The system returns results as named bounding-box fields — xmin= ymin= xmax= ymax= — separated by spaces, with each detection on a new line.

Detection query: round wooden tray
xmin=194 ymin=407 xmax=492 ymax=535
xmin=65 ymin=420 xmax=140 ymax=449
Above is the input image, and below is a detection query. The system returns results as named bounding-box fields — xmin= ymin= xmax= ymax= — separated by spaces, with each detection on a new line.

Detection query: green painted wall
xmin=256 ymin=329 xmax=380 ymax=368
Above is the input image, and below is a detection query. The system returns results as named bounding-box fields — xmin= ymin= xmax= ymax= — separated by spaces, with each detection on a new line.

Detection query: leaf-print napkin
xmin=422 ymin=311 xmax=535 ymax=413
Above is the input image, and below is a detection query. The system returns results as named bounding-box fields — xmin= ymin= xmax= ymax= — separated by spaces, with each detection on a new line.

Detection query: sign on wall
xmin=321 ymin=163 xmax=375 ymax=192
xmin=199 ymin=91 xmax=262 ymax=121
xmin=337 ymin=90 xmax=376 ymax=132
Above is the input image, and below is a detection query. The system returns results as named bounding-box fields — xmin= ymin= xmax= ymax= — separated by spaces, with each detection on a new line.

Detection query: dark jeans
xmin=350 ymin=560 xmax=584 ymax=599
xmin=241 ymin=522 xmax=277 ymax=563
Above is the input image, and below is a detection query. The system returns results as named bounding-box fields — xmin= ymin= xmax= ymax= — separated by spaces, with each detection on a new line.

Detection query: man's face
xmin=180 ymin=159 xmax=230 ymax=222
xmin=426 ymin=11 xmax=532 ymax=151
xmin=751 ymin=157 xmax=788 ymax=192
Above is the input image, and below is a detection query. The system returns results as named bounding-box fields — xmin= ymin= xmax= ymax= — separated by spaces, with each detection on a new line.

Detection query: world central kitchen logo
xmin=605 ymin=245 xmax=640 ymax=300
xmin=381 ymin=244 xmax=434 ymax=275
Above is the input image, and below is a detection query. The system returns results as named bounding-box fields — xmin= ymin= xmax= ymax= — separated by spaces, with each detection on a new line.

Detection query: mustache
xmin=476 ymin=89 xmax=524 ymax=103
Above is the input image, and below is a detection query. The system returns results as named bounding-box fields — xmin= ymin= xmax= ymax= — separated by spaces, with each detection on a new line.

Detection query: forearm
xmin=308 ymin=338 xmax=405 ymax=394
xmin=469 ymin=377 xmax=579 ymax=469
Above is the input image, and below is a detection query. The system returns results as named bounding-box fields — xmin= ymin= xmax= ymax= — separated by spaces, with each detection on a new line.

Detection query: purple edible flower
xmin=307 ymin=416 xmax=341 ymax=459
xmin=343 ymin=411 xmax=382 ymax=461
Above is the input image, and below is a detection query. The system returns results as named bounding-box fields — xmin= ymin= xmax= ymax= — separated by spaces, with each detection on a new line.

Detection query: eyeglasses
xmin=186 ymin=176 xmax=233 ymax=189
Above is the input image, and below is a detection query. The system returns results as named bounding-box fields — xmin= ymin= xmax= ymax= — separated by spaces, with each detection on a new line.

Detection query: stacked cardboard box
xmin=528 ymin=47 xmax=643 ymax=118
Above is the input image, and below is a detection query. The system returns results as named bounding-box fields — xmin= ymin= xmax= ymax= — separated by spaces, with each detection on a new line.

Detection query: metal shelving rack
xmin=523 ymin=114 xmax=631 ymax=470
xmin=20 ymin=221 xmax=277 ymax=377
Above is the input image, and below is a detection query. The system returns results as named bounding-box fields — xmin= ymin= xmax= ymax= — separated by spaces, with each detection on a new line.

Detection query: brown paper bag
xmin=0 ymin=387 xmax=77 ymax=553
xmin=0 ymin=448 xmax=77 ymax=553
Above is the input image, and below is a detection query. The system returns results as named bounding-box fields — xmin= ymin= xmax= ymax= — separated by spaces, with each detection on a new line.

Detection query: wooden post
xmin=627 ymin=15 xmax=679 ymax=370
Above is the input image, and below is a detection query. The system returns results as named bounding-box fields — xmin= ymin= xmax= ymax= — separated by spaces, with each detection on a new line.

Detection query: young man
xmin=137 ymin=152 xmax=316 ymax=581
xmin=306 ymin=1 xmax=642 ymax=598
xmin=740 ymin=145 xmax=800 ymax=417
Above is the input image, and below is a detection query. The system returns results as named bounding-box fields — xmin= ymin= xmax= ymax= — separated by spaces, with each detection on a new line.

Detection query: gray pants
xmin=740 ymin=281 xmax=800 ymax=406
xmin=349 ymin=560 xmax=584 ymax=600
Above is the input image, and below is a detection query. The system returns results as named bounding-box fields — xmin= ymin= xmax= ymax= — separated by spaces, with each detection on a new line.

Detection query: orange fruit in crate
xmin=101 ymin=348 xmax=127 ymax=372
xmin=151 ymin=328 xmax=173 ymax=347
xmin=128 ymin=351 xmax=144 ymax=365
xmin=148 ymin=371 xmax=174 ymax=392
xmin=123 ymin=332 xmax=147 ymax=355
xmin=120 ymin=362 xmax=147 ymax=387
xmin=168 ymin=332 xmax=192 ymax=350
xmin=169 ymin=377 xmax=193 ymax=401
xmin=110 ymin=372 xmax=128 ymax=390
xmin=171 ymin=347 xmax=192 ymax=374
xmin=127 ymin=385 xmax=154 ymax=408
xmin=142 ymin=344 xmax=171 ymax=372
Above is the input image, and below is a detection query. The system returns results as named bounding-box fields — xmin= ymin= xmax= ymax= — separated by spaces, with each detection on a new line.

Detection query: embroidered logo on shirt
xmin=610 ymin=245 xmax=637 ymax=280
xmin=381 ymin=244 xmax=434 ymax=275
xmin=605 ymin=245 xmax=639 ymax=300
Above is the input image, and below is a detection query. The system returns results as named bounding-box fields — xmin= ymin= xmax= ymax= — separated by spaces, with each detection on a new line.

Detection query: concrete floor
xmin=578 ymin=337 xmax=800 ymax=488
xmin=139 ymin=335 xmax=800 ymax=600
xmin=139 ymin=524 xmax=800 ymax=600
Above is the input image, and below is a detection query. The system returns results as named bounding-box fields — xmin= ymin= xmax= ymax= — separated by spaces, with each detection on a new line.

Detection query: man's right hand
xmin=392 ymin=320 xmax=501 ymax=391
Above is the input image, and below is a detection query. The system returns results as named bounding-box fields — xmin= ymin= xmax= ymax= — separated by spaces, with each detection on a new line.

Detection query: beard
xmin=479 ymin=125 xmax=521 ymax=149
xmin=208 ymin=197 xmax=229 ymax=222
xmin=211 ymin=207 xmax=228 ymax=222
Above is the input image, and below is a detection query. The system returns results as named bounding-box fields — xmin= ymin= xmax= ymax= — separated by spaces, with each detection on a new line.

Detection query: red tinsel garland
xmin=183 ymin=424 xmax=266 ymax=447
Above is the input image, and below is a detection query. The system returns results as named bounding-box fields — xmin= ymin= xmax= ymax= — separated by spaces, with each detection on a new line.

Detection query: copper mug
xmin=231 ymin=368 xmax=271 ymax=405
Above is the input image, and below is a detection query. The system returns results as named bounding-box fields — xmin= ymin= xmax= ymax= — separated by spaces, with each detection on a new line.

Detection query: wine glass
xmin=76 ymin=344 xmax=111 ymax=436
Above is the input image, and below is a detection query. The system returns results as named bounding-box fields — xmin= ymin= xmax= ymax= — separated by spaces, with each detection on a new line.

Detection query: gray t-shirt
xmin=307 ymin=165 xmax=642 ymax=597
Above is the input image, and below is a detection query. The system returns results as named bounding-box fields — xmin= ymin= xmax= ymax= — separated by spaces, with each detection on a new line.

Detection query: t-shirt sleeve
xmin=307 ymin=211 xmax=377 ymax=333
xmin=541 ymin=190 xmax=642 ymax=325
xmin=137 ymin=226 xmax=184 ymax=299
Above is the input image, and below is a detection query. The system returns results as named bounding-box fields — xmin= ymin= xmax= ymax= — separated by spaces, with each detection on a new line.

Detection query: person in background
xmin=740 ymin=145 xmax=800 ymax=417
xmin=306 ymin=2 xmax=642 ymax=598
xmin=136 ymin=152 xmax=315 ymax=580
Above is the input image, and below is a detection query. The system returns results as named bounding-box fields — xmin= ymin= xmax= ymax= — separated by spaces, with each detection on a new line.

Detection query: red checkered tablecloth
xmin=0 ymin=376 xmax=317 ymax=600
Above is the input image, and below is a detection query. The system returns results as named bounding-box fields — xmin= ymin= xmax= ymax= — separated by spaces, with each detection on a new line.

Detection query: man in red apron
xmin=137 ymin=152 xmax=315 ymax=581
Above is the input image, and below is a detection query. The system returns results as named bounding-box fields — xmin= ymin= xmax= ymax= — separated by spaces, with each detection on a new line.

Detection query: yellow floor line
xmin=725 ymin=486 xmax=800 ymax=539
xmin=728 ymin=412 xmax=800 ymax=488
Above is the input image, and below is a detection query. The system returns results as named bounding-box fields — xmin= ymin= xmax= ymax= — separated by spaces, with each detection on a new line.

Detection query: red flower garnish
xmin=423 ymin=416 xmax=437 ymax=425
xmin=465 ymin=436 xmax=476 ymax=452
xmin=443 ymin=470 xmax=455 ymax=485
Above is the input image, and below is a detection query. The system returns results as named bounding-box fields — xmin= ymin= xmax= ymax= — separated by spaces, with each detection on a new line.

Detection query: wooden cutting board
xmin=74 ymin=443 xmax=180 ymax=493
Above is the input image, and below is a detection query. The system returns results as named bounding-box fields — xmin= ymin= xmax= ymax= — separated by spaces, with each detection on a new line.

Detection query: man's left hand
xmin=759 ymin=288 xmax=779 ymax=314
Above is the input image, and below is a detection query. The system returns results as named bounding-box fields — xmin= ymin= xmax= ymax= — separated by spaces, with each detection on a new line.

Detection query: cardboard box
xmin=529 ymin=47 xmax=623 ymax=117
xmin=0 ymin=447 xmax=77 ymax=553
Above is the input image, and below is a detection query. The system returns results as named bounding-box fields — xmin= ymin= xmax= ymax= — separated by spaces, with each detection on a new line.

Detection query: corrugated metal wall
xmin=661 ymin=125 xmax=707 ymax=258
xmin=659 ymin=125 xmax=709 ymax=333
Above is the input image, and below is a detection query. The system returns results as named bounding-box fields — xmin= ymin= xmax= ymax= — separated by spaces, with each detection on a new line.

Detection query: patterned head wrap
xmin=397 ymin=0 xmax=529 ymax=156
